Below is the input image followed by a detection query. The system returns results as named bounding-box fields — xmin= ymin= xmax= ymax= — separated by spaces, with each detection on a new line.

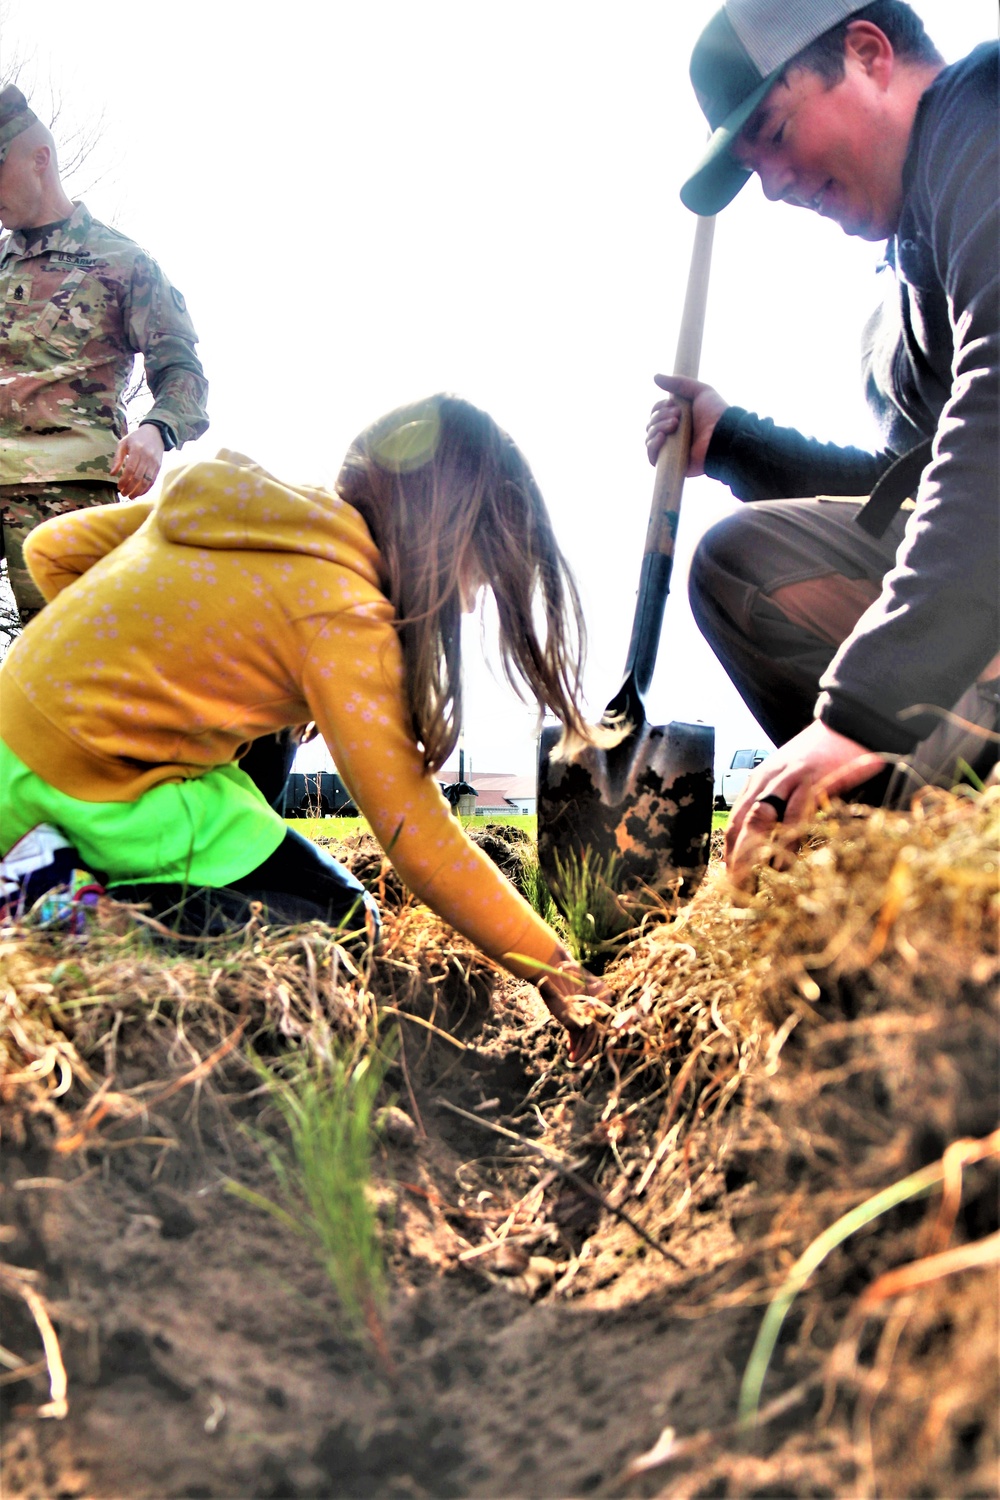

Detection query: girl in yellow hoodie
xmin=0 ymin=395 xmax=611 ymax=1055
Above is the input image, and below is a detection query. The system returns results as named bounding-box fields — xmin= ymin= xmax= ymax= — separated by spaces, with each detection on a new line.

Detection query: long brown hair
xmin=336 ymin=394 xmax=597 ymax=773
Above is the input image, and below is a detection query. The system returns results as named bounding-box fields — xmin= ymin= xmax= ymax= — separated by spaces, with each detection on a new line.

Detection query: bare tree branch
xmin=0 ymin=6 xmax=120 ymax=202
xmin=0 ymin=569 xmax=21 ymax=658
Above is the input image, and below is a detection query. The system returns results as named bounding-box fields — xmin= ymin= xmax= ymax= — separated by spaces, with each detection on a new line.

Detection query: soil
xmin=1 ymin=815 xmax=997 ymax=1499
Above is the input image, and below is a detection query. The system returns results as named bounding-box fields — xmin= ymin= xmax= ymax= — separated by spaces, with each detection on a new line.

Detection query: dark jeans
xmin=239 ymin=730 xmax=299 ymax=810
xmin=110 ymin=829 xmax=379 ymax=940
xmin=688 ymin=496 xmax=998 ymax=794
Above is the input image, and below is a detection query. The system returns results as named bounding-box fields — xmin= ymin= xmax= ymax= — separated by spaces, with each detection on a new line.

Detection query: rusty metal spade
xmin=537 ymin=213 xmax=716 ymax=908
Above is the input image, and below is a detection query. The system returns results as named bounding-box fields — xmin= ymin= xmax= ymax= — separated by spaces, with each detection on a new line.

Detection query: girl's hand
xmin=646 ymin=374 xmax=729 ymax=476
xmin=536 ymin=946 xmax=611 ymax=1064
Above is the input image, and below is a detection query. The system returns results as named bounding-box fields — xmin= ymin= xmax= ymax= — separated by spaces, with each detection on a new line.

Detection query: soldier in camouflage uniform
xmin=0 ymin=86 xmax=209 ymax=623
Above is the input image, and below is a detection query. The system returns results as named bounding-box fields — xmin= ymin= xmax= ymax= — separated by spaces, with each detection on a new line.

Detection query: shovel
xmin=537 ymin=213 xmax=716 ymax=907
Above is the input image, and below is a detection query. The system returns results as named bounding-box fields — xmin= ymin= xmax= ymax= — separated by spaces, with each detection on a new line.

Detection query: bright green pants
xmin=0 ymin=740 xmax=286 ymax=887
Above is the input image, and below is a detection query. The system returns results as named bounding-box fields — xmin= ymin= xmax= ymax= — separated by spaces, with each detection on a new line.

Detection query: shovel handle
xmin=623 ymin=213 xmax=716 ymax=697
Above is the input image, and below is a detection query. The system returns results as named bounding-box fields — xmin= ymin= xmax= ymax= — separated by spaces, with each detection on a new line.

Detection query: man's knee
xmin=688 ymin=511 xmax=756 ymax=632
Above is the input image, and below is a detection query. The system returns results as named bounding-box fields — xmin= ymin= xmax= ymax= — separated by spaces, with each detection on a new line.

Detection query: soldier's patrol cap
xmin=681 ymin=0 xmax=866 ymax=215
xmin=0 ymin=85 xmax=38 ymax=167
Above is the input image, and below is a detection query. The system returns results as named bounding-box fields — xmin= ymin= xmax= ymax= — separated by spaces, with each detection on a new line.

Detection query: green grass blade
xmin=738 ymin=1156 xmax=947 ymax=1428
xmin=233 ymin=1034 xmax=395 ymax=1348
xmin=223 ymin=1179 xmax=305 ymax=1236
xmin=544 ymin=845 xmax=629 ymax=963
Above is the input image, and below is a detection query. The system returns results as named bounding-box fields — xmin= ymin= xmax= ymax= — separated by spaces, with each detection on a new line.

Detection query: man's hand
xmin=536 ymin=945 xmax=611 ymax=1064
xmin=646 ymin=374 xmax=729 ymax=476
xmin=726 ymin=719 xmax=886 ymax=888
xmin=111 ymin=425 xmax=165 ymax=499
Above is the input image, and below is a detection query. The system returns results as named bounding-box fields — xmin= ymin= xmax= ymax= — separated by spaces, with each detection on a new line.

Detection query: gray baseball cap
xmin=0 ymin=86 xmax=38 ymax=167
xmin=681 ymin=0 xmax=866 ymax=215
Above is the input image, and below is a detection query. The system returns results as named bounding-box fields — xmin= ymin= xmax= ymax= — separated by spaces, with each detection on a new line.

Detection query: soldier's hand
xmin=646 ymin=374 xmax=729 ymax=476
xmin=112 ymin=426 xmax=165 ymax=499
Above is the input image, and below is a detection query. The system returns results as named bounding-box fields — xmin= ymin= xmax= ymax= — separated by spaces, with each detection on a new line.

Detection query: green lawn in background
xmin=287 ymin=813 xmax=536 ymax=842
xmin=289 ymin=811 xmax=726 ymax=842
xmin=286 ymin=817 xmax=369 ymax=840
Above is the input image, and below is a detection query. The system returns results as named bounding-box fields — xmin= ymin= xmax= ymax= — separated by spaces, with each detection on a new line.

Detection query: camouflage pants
xmin=0 ymin=482 xmax=118 ymax=623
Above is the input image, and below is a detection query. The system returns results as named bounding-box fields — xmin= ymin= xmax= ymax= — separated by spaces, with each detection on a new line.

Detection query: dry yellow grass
xmin=0 ymin=789 xmax=997 ymax=1492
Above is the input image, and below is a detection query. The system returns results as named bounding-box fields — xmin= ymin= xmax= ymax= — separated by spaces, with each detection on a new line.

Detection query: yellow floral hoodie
xmin=0 ymin=452 xmax=556 ymax=977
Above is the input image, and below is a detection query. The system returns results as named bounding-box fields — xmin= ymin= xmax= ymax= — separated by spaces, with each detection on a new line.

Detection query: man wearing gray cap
xmin=0 ymin=86 xmax=209 ymax=624
xmin=647 ymin=1 xmax=998 ymax=881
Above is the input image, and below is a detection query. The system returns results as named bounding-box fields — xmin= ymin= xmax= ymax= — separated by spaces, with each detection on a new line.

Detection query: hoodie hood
xmin=155 ymin=449 xmax=384 ymax=589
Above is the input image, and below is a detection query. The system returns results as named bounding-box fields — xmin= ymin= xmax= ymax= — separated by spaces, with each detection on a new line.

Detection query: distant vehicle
xmin=714 ymin=748 xmax=771 ymax=810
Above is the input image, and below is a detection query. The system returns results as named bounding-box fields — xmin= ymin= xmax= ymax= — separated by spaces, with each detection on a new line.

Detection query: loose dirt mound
xmin=1 ymin=790 xmax=997 ymax=1498
xmin=318 ymin=821 xmax=534 ymax=907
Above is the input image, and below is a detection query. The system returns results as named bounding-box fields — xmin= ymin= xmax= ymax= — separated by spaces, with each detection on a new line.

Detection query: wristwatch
xmin=139 ymin=419 xmax=177 ymax=451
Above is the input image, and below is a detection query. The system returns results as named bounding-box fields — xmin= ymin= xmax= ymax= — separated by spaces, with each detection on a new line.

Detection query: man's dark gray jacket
xmin=704 ymin=42 xmax=999 ymax=753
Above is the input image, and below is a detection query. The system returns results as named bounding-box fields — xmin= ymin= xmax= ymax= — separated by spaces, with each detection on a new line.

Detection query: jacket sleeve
xmin=704 ymin=405 xmax=892 ymax=502
xmin=124 ymin=254 xmax=210 ymax=447
xmin=817 ymin=53 xmax=1000 ymax=752
xmin=23 ymin=501 xmax=154 ymax=601
xmin=298 ymin=598 xmax=560 ymax=980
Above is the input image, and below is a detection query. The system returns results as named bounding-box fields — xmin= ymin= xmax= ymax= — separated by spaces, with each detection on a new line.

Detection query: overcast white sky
xmin=2 ymin=1 xmax=995 ymax=777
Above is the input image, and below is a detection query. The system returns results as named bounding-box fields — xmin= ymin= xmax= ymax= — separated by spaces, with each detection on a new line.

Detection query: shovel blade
xmin=537 ymin=718 xmax=715 ymax=906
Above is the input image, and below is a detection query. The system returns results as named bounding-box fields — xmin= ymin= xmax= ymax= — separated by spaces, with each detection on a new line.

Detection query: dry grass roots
xmin=0 ymin=790 xmax=996 ymax=1496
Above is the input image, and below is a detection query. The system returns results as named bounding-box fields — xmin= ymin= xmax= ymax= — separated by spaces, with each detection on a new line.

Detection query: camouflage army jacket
xmin=0 ymin=202 xmax=209 ymax=485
